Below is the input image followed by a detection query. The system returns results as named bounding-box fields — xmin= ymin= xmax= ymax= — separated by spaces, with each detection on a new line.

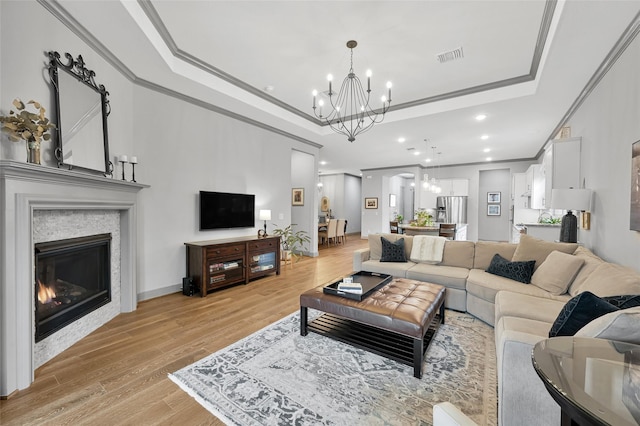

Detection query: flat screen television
xmin=199 ymin=191 xmax=255 ymax=230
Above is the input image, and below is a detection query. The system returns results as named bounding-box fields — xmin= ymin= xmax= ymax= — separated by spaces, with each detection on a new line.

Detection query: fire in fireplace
xmin=34 ymin=233 xmax=112 ymax=342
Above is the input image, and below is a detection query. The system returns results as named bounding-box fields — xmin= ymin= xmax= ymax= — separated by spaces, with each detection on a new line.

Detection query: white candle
xmin=130 ymin=156 xmax=138 ymax=164
xmin=120 ymin=155 xmax=128 ymax=162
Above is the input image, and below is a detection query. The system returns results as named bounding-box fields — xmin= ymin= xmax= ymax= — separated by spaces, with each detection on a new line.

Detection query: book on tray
xmin=337 ymin=282 xmax=362 ymax=294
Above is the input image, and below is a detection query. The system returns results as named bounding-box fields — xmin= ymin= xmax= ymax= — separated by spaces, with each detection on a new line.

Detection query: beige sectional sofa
xmin=353 ymin=233 xmax=640 ymax=426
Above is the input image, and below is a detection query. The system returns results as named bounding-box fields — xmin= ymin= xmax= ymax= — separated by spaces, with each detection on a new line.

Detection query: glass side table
xmin=532 ymin=337 xmax=640 ymax=426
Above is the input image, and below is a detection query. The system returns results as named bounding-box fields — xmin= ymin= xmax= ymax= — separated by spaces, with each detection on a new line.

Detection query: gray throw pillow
xmin=486 ymin=253 xmax=535 ymax=284
xmin=380 ymin=236 xmax=407 ymax=262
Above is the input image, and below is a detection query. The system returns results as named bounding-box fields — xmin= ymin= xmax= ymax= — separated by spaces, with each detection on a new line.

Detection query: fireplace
xmin=34 ymin=234 xmax=112 ymax=342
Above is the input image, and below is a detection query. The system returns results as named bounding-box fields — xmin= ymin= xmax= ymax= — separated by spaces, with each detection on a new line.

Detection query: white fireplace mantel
xmin=0 ymin=160 xmax=148 ymax=397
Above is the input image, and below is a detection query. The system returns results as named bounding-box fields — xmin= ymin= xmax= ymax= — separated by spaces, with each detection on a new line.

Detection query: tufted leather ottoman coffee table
xmin=300 ymin=277 xmax=445 ymax=378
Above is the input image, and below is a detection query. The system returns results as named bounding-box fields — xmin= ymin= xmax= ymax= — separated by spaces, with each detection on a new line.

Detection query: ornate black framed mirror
xmin=48 ymin=51 xmax=112 ymax=176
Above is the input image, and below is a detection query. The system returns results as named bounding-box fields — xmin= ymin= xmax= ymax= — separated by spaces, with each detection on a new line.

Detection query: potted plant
xmin=395 ymin=214 xmax=404 ymax=223
xmin=0 ymin=98 xmax=55 ymax=164
xmin=272 ymin=224 xmax=311 ymax=263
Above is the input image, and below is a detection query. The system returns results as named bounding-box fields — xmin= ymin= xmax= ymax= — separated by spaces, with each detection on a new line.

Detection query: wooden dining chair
xmin=439 ymin=223 xmax=457 ymax=240
xmin=335 ymin=219 xmax=345 ymax=244
xmin=390 ymin=221 xmax=399 ymax=234
xmin=318 ymin=219 xmax=338 ymax=246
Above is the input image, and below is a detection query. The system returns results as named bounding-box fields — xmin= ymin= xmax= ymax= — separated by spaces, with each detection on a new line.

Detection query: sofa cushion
xmin=575 ymin=306 xmax=640 ymax=344
xmin=486 ymin=254 xmax=536 ymax=284
xmin=406 ymin=263 xmax=469 ymax=290
xmin=495 ymin=291 xmax=568 ymax=326
xmin=467 ymin=269 xmax=568 ymax=304
xmin=511 ymin=234 xmax=578 ymax=271
xmin=368 ymin=233 xmax=413 ymax=261
xmin=548 ymin=291 xmax=619 ymax=337
xmin=576 ymin=262 xmax=640 ymax=297
xmin=530 ymin=250 xmax=585 ymax=295
xmin=602 ymin=294 xmax=640 ymax=309
xmin=361 ymin=259 xmax=414 ymax=276
xmin=568 ymin=246 xmax=605 ymax=296
xmin=380 ymin=236 xmax=407 ymax=262
xmin=473 ymin=241 xmax=517 ymax=270
xmin=441 ymin=241 xmax=475 ymax=269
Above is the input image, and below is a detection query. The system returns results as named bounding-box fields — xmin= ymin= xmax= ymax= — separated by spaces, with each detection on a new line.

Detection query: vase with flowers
xmin=410 ymin=209 xmax=434 ymax=227
xmin=0 ymin=98 xmax=55 ymax=164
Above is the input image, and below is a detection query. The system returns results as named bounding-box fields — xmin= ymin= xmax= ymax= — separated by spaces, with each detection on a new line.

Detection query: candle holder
xmin=120 ymin=160 xmax=127 ymax=180
xmin=129 ymin=157 xmax=138 ymax=183
xmin=130 ymin=163 xmax=137 ymax=183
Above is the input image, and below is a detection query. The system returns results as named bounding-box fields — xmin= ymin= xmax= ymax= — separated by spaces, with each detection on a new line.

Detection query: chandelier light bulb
xmin=366 ymin=69 xmax=372 ymax=77
xmin=381 ymin=95 xmax=387 ymax=103
xmin=318 ymin=99 xmax=324 ymax=107
xmin=386 ymin=81 xmax=393 ymax=88
xmin=327 ymin=74 xmax=333 ymax=81
xmin=312 ymin=89 xmax=318 ymax=96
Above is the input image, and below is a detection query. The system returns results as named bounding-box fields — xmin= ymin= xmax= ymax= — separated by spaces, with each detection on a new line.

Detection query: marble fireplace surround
xmin=0 ymin=160 xmax=147 ymax=397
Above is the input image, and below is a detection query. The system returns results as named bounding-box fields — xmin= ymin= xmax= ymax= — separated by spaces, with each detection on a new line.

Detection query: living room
xmin=1 ymin=0 xmax=640 ymax=424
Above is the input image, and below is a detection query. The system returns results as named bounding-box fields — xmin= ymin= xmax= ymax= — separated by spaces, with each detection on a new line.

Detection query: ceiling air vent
xmin=436 ymin=46 xmax=464 ymax=63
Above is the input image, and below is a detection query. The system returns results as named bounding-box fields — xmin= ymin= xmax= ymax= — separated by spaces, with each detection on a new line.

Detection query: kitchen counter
xmin=400 ymin=223 xmax=467 ymax=240
xmin=519 ymin=222 xmax=562 ymax=242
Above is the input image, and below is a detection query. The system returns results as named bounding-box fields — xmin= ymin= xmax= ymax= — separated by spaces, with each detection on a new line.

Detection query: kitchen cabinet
xmin=527 ymin=164 xmax=545 ymax=209
xmin=544 ymin=138 xmax=581 ymax=208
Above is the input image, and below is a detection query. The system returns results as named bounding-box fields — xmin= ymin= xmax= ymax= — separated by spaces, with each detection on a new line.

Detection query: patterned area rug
xmin=169 ymin=309 xmax=497 ymax=425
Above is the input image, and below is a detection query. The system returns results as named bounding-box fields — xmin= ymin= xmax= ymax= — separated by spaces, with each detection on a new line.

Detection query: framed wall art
xmin=292 ymin=188 xmax=304 ymax=206
xmin=365 ymin=197 xmax=378 ymax=209
xmin=487 ymin=192 xmax=501 ymax=203
xmin=320 ymin=196 xmax=330 ymax=212
xmin=488 ymin=204 xmax=501 ymax=216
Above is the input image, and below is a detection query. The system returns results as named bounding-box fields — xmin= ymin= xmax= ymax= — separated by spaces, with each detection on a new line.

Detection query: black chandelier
xmin=312 ymin=40 xmax=392 ymax=142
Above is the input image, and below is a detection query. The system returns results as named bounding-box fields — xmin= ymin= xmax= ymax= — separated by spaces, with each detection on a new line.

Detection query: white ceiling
xmin=52 ymin=0 xmax=640 ymax=175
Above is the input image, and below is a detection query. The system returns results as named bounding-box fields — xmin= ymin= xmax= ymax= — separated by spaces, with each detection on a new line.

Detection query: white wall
xmin=0 ymin=1 xmax=133 ymax=166
xmin=0 ymin=1 xmax=320 ymax=301
xmin=564 ymin=32 xmax=640 ymax=270
xmin=478 ymin=168 xmax=511 ymax=241
xmin=318 ymin=173 xmax=362 ymax=235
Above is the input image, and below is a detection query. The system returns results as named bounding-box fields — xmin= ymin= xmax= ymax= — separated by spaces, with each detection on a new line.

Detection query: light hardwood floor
xmin=0 ymin=235 xmax=368 ymax=425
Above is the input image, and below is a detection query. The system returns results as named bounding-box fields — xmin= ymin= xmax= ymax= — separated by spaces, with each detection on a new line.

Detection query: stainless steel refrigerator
xmin=436 ymin=196 xmax=468 ymax=224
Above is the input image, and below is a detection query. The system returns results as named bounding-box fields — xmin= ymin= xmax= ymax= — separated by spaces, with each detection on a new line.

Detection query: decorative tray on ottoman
xmin=323 ymin=271 xmax=393 ymax=301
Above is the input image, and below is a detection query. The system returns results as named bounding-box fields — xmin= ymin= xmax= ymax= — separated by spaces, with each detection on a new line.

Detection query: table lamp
xmin=551 ymin=188 xmax=592 ymax=243
xmin=259 ymin=209 xmax=271 ymax=237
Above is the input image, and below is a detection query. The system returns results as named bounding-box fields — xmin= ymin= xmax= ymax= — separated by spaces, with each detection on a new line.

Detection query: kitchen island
xmin=519 ymin=223 xmax=561 ymax=242
xmin=400 ymin=223 xmax=467 ymax=240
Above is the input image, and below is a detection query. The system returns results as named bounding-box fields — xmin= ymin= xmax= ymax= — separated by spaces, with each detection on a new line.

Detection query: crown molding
xmin=540 ymin=9 xmax=640 ymax=159
xmin=36 ymin=0 xmax=321 ymax=150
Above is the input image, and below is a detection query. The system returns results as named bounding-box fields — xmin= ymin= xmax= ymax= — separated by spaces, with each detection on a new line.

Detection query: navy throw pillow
xmin=380 ymin=237 xmax=407 ymax=262
xmin=485 ymin=253 xmax=536 ymax=284
xmin=603 ymin=295 xmax=640 ymax=309
xmin=549 ymin=291 xmax=620 ymax=337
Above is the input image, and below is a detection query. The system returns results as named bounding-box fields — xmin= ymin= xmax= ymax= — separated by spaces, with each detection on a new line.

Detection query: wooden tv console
xmin=185 ymin=235 xmax=281 ymax=297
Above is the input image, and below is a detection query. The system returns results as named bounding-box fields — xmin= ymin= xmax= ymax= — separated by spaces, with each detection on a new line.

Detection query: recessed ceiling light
xmin=414 ymin=151 xmax=420 ymax=156
xmin=486 ymin=157 xmax=492 ymax=161
xmin=425 ymin=158 xmax=432 ymax=163
xmin=483 ymin=148 xmax=490 ymax=153
xmin=264 ymin=85 xmax=275 ymax=92
xmin=320 ymin=161 xmax=327 ymax=165
xmin=481 ymin=134 xmax=489 ymax=140
xmin=475 ymin=114 xmax=487 ymax=121
xmin=398 ymin=137 xmax=406 ymax=143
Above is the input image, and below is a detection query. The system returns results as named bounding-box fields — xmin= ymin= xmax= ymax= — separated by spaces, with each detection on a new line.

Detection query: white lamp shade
xmin=551 ymin=189 xmax=592 ymax=211
xmin=259 ymin=209 xmax=272 ymax=221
